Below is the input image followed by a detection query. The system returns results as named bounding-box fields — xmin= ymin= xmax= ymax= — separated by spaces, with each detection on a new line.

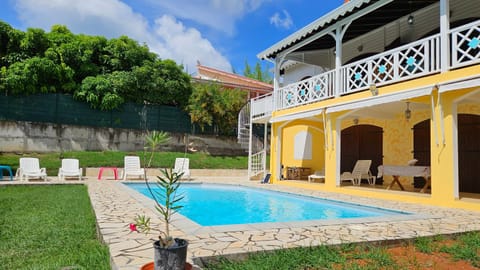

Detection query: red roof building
xmin=193 ymin=63 xmax=273 ymax=100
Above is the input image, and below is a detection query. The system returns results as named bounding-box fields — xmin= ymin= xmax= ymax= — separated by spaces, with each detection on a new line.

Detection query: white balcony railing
xmin=342 ymin=34 xmax=441 ymax=95
xmin=251 ymin=93 xmax=274 ymax=120
xmin=250 ymin=150 xmax=266 ymax=177
xmin=251 ymin=19 xmax=480 ymax=116
xmin=277 ymin=70 xmax=335 ymax=109
xmin=451 ymin=19 xmax=480 ymax=69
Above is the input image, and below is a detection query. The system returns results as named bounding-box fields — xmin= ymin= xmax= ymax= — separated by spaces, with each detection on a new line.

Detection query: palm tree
xmin=144 ymin=130 xmax=171 ymax=169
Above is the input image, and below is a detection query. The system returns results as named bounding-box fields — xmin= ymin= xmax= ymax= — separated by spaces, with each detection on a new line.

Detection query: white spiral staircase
xmin=237 ymin=102 xmax=268 ymax=179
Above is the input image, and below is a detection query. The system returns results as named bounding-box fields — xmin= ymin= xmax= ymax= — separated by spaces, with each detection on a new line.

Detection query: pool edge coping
xmin=118 ymin=181 xmax=439 ymax=235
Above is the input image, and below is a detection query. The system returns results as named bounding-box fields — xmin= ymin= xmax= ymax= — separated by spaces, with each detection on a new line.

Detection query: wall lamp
xmin=405 ymin=101 xmax=411 ymax=121
xmin=407 ymin=15 xmax=414 ymax=25
xmin=369 ymin=84 xmax=378 ymax=96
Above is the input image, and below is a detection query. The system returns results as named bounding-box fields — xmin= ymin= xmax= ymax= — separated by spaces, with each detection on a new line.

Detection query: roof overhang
xmin=258 ymin=0 xmax=438 ymax=60
xmin=326 ymin=85 xmax=435 ymax=114
xmin=270 ymin=108 xmax=324 ymax=123
xmin=258 ymin=0 xmax=376 ymax=60
xmin=439 ymin=76 xmax=480 ymax=93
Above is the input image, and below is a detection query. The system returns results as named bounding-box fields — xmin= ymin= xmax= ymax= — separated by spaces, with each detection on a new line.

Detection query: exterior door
xmin=341 ymin=125 xmax=383 ymax=184
xmin=458 ymin=114 xmax=480 ymax=194
xmin=413 ymin=120 xmax=431 ymax=188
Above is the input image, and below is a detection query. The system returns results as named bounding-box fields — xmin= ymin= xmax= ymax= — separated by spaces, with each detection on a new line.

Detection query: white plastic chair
xmin=340 ymin=160 xmax=376 ymax=185
xmin=122 ymin=156 xmax=145 ymax=180
xmin=16 ymin=158 xmax=47 ymax=181
xmin=58 ymin=159 xmax=83 ymax=181
xmin=173 ymin=158 xmax=190 ymax=180
xmin=308 ymin=169 xmax=325 ymax=183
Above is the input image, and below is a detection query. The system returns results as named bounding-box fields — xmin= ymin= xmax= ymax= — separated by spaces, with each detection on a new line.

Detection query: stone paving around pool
xmin=84 ymin=175 xmax=480 ymax=270
xmin=2 ymin=174 xmax=479 ymax=269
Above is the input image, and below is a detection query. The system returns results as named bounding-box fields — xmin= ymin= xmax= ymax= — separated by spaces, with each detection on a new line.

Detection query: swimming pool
xmin=125 ymin=183 xmax=409 ymax=226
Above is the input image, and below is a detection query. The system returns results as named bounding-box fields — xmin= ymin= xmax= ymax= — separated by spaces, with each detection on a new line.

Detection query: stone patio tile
xmin=74 ymin=178 xmax=480 ymax=269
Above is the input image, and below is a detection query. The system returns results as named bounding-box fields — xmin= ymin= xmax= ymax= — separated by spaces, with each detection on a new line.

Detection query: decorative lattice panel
xmin=452 ymin=21 xmax=480 ymax=68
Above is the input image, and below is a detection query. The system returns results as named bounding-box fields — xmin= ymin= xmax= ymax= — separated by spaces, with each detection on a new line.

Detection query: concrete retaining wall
xmin=0 ymin=120 xmax=246 ymax=156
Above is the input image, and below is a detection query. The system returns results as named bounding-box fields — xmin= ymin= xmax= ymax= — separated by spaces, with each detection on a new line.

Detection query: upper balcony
xmin=253 ymin=0 xmax=480 ymax=121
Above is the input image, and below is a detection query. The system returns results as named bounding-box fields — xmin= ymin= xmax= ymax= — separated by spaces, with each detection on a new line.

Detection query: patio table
xmin=378 ymin=165 xmax=431 ymax=193
xmin=97 ymin=167 xmax=119 ymax=180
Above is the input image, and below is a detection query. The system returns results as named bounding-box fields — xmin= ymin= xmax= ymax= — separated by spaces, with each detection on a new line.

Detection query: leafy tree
xmin=188 ymin=83 xmax=247 ymax=134
xmin=47 ymin=25 xmax=75 ymax=47
xmin=104 ymin=36 xmax=156 ymax=72
xmin=0 ymin=21 xmax=194 ymax=111
xmin=243 ymin=60 xmax=252 ymax=78
xmin=75 ymin=72 xmax=128 ymax=110
xmin=2 ymin=57 xmax=61 ymax=95
xmin=0 ymin=22 xmax=26 ymax=66
xmin=216 ymin=87 xmax=247 ymax=133
xmin=187 ymin=83 xmax=217 ymax=130
xmin=0 ymin=21 xmax=13 ymax=57
xmin=20 ymin=28 xmax=50 ymax=57
xmin=243 ymin=60 xmax=272 ymax=84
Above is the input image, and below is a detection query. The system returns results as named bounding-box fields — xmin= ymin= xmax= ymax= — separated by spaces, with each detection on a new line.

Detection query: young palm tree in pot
xmin=132 ymin=131 xmax=189 ymax=270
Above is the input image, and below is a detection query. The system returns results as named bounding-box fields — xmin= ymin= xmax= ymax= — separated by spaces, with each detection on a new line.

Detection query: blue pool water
xmin=125 ymin=183 xmax=408 ymax=226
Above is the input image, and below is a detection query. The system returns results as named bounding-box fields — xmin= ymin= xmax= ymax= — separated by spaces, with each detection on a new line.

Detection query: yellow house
xmin=244 ymin=0 xmax=480 ymax=211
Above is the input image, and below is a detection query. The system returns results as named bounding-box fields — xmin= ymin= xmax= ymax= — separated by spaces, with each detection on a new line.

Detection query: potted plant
xmin=130 ymin=131 xmax=190 ymax=270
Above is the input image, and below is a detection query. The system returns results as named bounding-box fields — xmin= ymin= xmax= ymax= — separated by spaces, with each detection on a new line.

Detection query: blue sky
xmin=0 ymin=0 xmax=344 ymax=75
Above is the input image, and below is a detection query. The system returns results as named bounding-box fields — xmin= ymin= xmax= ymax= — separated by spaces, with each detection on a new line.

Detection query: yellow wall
xmin=268 ymin=64 xmax=480 ymax=211
xmin=279 ymin=119 xmax=325 ymax=178
xmin=338 ymin=111 xmax=431 ymax=187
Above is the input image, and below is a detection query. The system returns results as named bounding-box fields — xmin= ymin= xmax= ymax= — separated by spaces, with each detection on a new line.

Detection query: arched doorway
xmin=341 ymin=125 xmax=383 ymax=184
xmin=458 ymin=114 xmax=480 ymax=194
xmin=413 ymin=119 xmax=431 ymax=189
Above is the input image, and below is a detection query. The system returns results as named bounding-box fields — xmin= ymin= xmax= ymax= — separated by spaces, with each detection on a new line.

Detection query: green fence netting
xmin=0 ymin=93 xmax=221 ymax=135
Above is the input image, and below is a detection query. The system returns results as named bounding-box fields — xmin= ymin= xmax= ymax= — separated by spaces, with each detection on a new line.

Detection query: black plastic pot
xmin=153 ymin=238 xmax=188 ymax=270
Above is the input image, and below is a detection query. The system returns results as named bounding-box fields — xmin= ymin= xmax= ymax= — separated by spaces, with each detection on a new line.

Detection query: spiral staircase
xmin=237 ymin=95 xmax=272 ymax=179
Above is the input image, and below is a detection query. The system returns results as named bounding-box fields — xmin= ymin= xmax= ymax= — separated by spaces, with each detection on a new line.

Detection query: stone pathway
xmin=3 ymin=174 xmax=480 ymax=269
xmin=85 ymin=176 xmax=480 ymax=270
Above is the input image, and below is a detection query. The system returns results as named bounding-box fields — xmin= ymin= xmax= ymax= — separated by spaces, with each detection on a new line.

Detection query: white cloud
xmin=270 ymin=10 xmax=293 ymax=30
xmin=152 ymin=15 xmax=232 ymax=73
xmin=13 ymin=0 xmax=232 ymax=72
xmin=141 ymin=0 xmax=271 ymax=35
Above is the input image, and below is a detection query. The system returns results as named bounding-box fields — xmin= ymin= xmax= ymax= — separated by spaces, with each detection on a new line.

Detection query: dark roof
xmin=258 ymin=0 xmax=438 ymax=59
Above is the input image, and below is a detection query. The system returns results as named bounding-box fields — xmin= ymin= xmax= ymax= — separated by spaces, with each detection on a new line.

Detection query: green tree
xmin=216 ymin=87 xmax=247 ymax=133
xmin=243 ymin=60 xmax=272 ymax=84
xmin=0 ymin=21 xmax=194 ymax=111
xmin=3 ymin=57 xmax=61 ymax=95
xmin=47 ymin=25 xmax=75 ymax=47
xmin=75 ymin=72 xmax=128 ymax=110
xmin=0 ymin=21 xmax=26 ymax=66
xmin=188 ymin=83 xmax=247 ymax=134
xmin=104 ymin=36 xmax=156 ymax=72
xmin=20 ymin=28 xmax=50 ymax=57
xmin=187 ymin=83 xmax=217 ymax=130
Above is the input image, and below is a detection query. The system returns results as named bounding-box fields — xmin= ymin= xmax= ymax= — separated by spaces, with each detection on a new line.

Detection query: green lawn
xmin=0 ymin=151 xmax=249 ymax=176
xmin=204 ymin=232 xmax=480 ymax=270
xmin=0 ymin=185 xmax=110 ymax=269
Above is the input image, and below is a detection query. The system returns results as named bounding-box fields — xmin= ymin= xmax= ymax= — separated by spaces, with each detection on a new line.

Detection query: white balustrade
xmin=451 ymin=20 xmax=480 ymax=69
xmin=251 ymin=93 xmax=273 ymax=120
xmin=250 ymin=20 xmax=479 ymax=113
xmin=277 ymin=70 xmax=335 ymax=110
xmin=342 ymin=34 xmax=441 ymax=95
xmin=250 ymin=150 xmax=266 ymax=176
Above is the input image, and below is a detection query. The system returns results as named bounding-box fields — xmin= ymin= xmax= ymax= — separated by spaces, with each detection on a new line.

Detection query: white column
xmin=440 ymin=0 xmax=450 ymax=72
xmin=263 ymin=123 xmax=268 ymax=176
xmin=273 ymin=57 xmax=281 ymax=110
xmin=333 ymin=22 xmax=351 ymax=97
xmin=334 ymin=25 xmax=343 ymax=97
xmin=247 ymin=99 xmax=253 ymax=180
